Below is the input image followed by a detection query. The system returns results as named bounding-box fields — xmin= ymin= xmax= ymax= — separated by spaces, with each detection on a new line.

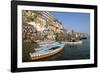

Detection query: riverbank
xmin=22 ymin=36 xmax=90 ymax=62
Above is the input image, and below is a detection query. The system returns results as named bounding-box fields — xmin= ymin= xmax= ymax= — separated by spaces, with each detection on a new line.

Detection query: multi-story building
xmin=22 ymin=10 xmax=64 ymax=42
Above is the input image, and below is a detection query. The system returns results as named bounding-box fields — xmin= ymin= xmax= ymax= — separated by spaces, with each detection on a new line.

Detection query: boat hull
xmin=30 ymin=42 xmax=65 ymax=60
xmin=30 ymin=47 xmax=63 ymax=60
xmin=64 ymin=41 xmax=82 ymax=45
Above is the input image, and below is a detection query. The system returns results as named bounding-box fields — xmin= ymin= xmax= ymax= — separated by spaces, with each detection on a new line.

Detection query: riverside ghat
xmin=22 ymin=10 xmax=89 ymax=61
xmin=29 ymin=33 xmax=87 ymax=60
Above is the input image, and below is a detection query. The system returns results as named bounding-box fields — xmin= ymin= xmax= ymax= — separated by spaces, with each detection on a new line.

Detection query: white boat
xmin=64 ymin=40 xmax=82 ymax=45
xmin=30 ymin=42 xmax=65 ymax=60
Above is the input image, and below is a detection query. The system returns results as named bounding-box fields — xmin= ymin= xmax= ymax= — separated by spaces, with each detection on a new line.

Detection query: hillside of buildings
xmin=22 ymin=10 xmax=88 ymax=61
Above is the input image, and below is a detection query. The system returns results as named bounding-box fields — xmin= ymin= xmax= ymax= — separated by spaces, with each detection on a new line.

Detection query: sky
xmin=51 ymin=12 xmax=90 ymax=34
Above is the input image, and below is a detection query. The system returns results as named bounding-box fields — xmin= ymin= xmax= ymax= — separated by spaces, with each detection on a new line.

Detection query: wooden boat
xmin=64 ymin=40 xmax=82 ymax=45
xmin=64 ymin=37 xmax=83 ymax=45
xmin=30 ymin=42 xmax=65 ymax=60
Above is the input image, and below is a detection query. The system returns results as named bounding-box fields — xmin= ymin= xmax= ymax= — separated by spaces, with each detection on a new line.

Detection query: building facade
xmin=22 ymin=10 xmax=64 ymax=43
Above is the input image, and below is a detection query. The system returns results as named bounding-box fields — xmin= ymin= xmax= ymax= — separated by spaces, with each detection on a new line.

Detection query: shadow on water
xmin=22 ymin=41 xmax=40 ymax=62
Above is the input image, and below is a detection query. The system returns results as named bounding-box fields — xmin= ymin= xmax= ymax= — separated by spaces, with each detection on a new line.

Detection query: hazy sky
xmin=51 ymin=12 xmax=90 ymax=34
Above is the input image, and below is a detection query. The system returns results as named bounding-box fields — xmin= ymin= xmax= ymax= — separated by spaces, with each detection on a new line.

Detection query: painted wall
xmin=0 ymin=0 xmax=99 ymax=73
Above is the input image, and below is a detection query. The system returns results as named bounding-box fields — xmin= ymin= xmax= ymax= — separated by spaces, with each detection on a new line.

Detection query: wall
xmin=0 ymin=0 xmax=99 ymax=73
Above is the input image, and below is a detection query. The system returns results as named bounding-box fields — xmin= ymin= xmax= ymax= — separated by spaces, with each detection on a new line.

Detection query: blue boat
xmin=30 ymin=42 xmax=65 ymax=60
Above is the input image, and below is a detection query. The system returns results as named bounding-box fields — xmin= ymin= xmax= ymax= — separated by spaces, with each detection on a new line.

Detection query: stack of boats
xmin=30 ymin=41 xmax=65 ymax=60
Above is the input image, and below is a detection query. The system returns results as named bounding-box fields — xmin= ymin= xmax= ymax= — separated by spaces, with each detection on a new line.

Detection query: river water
xmin=35 ymin=36 xmax=90 ymax=61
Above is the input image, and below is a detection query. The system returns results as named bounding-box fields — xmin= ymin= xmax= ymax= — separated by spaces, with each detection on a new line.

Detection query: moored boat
xmin=64 ymin=40 xmax=82 ymax=45
xmin=30 ymin=42 xmax=65 ymax=60
xmin=64 ymin=36 xmax=83 ymax=45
